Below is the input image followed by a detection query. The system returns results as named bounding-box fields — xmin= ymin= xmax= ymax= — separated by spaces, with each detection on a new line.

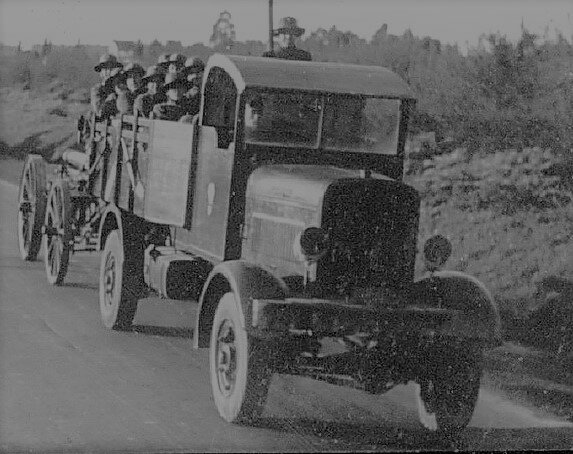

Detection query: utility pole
xmin=268 ymin=0 xmax=274 ymax=53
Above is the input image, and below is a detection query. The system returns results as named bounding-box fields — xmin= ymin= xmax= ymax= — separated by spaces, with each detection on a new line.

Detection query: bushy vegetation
xmin=1 ymin=26 xmax=572 ymax=153
xmin=406 ymin=147 xmax=573 ymax=358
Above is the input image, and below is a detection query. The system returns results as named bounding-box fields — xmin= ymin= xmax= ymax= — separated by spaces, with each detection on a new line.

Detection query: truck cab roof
xmin=205 ymin=54 xmax=415 ymax=99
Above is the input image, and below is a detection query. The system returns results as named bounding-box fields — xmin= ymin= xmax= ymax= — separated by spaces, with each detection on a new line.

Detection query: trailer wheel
xmin=43 ymin=180 xmax=72 ymax=285
xmin=415 ymin=344 xmax=483 ymax=437
xmin=99 ymin=230 xmax=138 ymax=330
xmin=17 ymin=155 xmax=47 ymax=261
xmin=210 ymin=292 xmax=271 ymax=423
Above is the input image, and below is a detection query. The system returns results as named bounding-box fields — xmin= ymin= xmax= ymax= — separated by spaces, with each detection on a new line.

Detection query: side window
xmin=202 ymin=67 xmax=237 ymax=149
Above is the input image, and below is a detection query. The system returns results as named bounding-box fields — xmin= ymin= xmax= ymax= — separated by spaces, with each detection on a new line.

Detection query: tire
xmin=415 ymin=344 xmax=483 ymax=437
xmin=17 ymin=155 xmax=47 ymax=261
xmin=43 ymin=180 xmax=73 ymax=285
xmin=210 ymin=292 xmax=272 ymax=423
xmin=99 ymin=230 xmax=139 ymax=330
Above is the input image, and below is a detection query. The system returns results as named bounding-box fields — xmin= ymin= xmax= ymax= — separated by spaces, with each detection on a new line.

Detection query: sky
xmin=0 ymin=0 xmax=572 ymax=50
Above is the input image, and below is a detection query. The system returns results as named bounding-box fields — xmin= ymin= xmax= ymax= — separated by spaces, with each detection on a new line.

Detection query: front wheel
xmin=415 ymin=344 xmax=483 ymax=437
xmin=99 ymin=230 xmax=139 ymax=330
xmin=210 ymin=292 xmax=272 ymax=423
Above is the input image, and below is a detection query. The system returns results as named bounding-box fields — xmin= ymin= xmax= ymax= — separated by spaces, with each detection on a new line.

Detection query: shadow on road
xmin=248 ymin=416 xmax=573 ymax=450
xmin=130 ymin=324 xmax=194 ymax=339
xmin=249 ymin=416 xmax=456 ymax=451
xmin=62 ymin=282 xmax=99 ymax=291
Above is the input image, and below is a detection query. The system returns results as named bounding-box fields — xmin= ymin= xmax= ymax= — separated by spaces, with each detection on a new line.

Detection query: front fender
xmin=411 ymin=270 xmax=502 ymax=346
xmin=193 ymin=260 xmax=288 ymax=348
xmin=97 ymin=204 xmax=123 ymax=251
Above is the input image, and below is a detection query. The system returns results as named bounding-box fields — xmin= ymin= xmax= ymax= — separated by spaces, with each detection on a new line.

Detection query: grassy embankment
xmin=405 ymin=149 xmax=573 ymax=420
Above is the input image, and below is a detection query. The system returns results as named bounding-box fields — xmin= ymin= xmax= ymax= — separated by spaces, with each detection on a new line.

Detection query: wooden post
xmin=268 ymin=0 xmax=274 ymax=53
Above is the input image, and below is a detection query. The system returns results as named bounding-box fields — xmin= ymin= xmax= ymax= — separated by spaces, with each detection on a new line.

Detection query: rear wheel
xmin=43 ymin=180 xmax=73 ymax=285
xmin=210 ymin=292 xmax=272 ymax=423
xmin=99 ymin=230 xmax=139 ymax=330
xmin=415 ymin=344 xmax=483 ymax=437
xmin=17 ymin=155 xmax=47 ymax=261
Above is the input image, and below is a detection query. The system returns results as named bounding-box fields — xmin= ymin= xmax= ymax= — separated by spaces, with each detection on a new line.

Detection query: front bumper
xmin=249 ymin=297 xmax=502 ymax=347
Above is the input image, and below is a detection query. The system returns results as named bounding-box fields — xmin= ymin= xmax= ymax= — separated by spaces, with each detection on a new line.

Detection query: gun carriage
xmin=16 ymin=54 xmax=501 ymax=436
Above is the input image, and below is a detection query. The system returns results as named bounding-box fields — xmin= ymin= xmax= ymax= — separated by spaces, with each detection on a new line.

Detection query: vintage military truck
xmin=18 ymin=54 xmax=501 ymax=436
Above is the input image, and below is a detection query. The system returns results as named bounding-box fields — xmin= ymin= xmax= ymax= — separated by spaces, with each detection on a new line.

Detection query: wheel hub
xmin=104 ymin=254 xmax=116 ymax=306
xmin=216 ymin=320 xmax=237 ymax=397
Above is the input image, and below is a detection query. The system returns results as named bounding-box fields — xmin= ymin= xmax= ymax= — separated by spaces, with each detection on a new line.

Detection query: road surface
xmin=0 ymin=177 xmax=571 ymax=452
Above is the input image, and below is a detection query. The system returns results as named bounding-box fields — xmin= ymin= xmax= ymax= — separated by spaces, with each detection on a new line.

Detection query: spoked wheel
xmin=99 ymin=229 xmax=140 ymax=330
xmin=415 ymin=343 xmax=483 ymax=437
xmin=210 ymin=292 xmax=272 ymax=424
xmin=43 ymin=180 xmax=73 ymax=285
xmin=17 ymin=155 xmax=47 ymax=261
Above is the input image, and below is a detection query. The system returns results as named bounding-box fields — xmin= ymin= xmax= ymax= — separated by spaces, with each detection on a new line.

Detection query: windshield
xmin=322 ymin=97 xmax=400 ymax=154
xmin=244 ymin=90 xmax=401 ymax=155
xmin=244 ymin=91 xmax=320 ymax=147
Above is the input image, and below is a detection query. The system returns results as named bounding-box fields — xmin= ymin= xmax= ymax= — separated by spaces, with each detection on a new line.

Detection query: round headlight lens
xmin=295 ymin=227 xmax=329 ymax=262
xmin=423 ymin=234 xmax=452 ymax=271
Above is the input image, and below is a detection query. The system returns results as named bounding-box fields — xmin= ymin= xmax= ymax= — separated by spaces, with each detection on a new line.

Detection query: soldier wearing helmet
xmin=178 ymin=57 xmax=205 ymax=121
xmin=150 ymin=72 xmax=188 ymax=121
xmin=116 ymin=63 xmax=146 ymax=115
xmin=263 ymin=17 xmax=311 ymax=61
xmin=91 ymin=54 xmax=123 ymax=115
xmin=133 ymin=65 xmax=167 ymax=118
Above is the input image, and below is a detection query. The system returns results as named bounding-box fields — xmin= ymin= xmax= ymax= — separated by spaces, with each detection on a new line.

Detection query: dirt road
xmin=1 ymin=177 xmax=571 ymax=452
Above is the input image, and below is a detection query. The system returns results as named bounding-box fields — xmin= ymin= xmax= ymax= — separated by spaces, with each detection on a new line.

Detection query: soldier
xmin=157 ymin=54 xmax=171 ymax=72
xmin=263 ymin=17 xmax=311 ymax=61
xmin=91 ymin=54 xmax=123 ymax=115
xmin=168 ymin=53 xmax=186 ymax=74
xmin=116 ymin=63 xmax=146 ymax=115
xmin=178 ymin=57 xmax=205 ymax=121
xmin=150 ymin=72 xmax=187 ymax=121
xmin=99 ymin=68 xmax=128 ymax=119
xmin=133 ymin=65 xmax=167 ymax=118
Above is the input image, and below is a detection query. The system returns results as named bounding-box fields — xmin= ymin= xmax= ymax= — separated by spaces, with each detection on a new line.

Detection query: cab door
xmin=174 ymin=67 xmax=238 ymax=262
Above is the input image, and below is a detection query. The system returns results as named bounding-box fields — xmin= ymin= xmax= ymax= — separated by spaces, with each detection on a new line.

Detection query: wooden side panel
xmin=143 ymin=120 xmax=196 ymax=226
xmin=174 ymin=126 xmax=234 ymax=262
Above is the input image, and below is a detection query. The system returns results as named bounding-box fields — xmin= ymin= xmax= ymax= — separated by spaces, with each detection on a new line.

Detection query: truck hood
xmin=246 ymin=164 xmax=392 ymax=208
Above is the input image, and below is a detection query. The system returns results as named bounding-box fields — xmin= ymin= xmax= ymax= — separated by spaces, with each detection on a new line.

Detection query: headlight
xmin=423 ymin=234 xmax=452 ymax=272
xmin=294 ymin=227 xmax=330 ymax=262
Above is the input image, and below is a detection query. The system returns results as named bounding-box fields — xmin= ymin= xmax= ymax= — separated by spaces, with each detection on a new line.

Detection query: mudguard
xmin=411 ymin=270 xmax=502 ymax=346
xmin=97 ymin=204 xmax=123 ymax=251
xmin=194 ymin=260 xmax=288 ymax=348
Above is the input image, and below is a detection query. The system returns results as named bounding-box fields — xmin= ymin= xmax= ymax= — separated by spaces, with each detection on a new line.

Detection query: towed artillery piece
xmin=16 ymin=54 xmax=501 ymax=436
xmin=17 ymin=114 xmax=112 ymax=284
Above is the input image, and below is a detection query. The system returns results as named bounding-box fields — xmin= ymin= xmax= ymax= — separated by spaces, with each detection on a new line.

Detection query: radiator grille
xmin=318 ymin=179 xmax=419 ymax=297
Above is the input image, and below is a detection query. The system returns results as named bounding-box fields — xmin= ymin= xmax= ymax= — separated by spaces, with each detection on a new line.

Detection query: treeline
xmin=1 ymin=25 xmax=572 ymax=153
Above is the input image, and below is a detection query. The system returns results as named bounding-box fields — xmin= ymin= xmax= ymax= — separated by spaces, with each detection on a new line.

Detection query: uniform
xmin=90 ymin=82 xmax=113 ymax=115
xmin=263 ymin=17 xmax=312 ymax=62
xmin=150 ymin=72 xmax=187 ymax=121
xmin=179 ymin=91 xmax=200 ymax=117
xmin=151 ymin=103 xmax=185 ymax=121
xmin=134 ymin=65 xmax=167 ymax=118
xmin=134 ymin=92 xmax=166 ymax=118
xmin=91 ymin=54 xmax=123 ymax=116
xmin=117 ymin=86 xmax=146 ymax=115
xmin=116 ymin=63 xmax=146 ymax=115
xmin=178 ymin=57 xmax=205 ymax=119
